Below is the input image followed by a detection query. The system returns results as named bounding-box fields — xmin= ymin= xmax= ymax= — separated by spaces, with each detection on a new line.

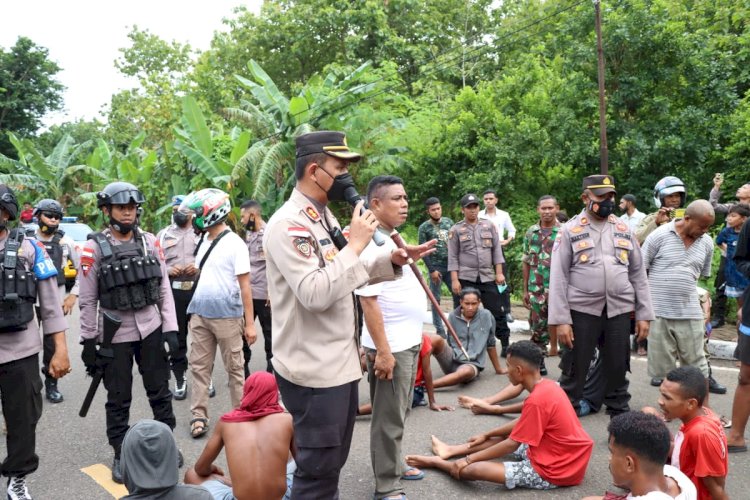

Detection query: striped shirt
xmin=642 ymin=221 xmax=713 ymax=319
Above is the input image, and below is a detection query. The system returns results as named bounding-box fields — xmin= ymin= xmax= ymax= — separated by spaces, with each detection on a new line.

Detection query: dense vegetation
xmin=2 ymin=0 xmax=749 ymax=295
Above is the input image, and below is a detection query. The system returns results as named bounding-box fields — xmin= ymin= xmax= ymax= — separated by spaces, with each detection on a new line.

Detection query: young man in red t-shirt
xmin=405 ymin=340 xmax=593 ymax=490
xmin=657 ymin=366 xmax=728 ymax=500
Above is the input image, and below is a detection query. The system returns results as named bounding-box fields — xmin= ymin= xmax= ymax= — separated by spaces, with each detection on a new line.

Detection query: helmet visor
xmin=109 ymin=188 xmax=146 ymax=206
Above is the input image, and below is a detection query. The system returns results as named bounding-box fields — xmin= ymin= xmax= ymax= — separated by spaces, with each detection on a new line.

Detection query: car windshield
xmin=61 ymin=223 xmax=93 ymax=242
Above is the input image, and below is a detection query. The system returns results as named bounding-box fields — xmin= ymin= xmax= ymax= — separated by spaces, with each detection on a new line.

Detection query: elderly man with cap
xmin=549 ymin=175 xmax=654 ymax=417
xmin=263 ymin=131 xmax=435 ymax=499
xmin=0 ymin=184 xmax=71 ymax=500
xmin=156 ymin=195 xmax=199 ymax=400
xmin=448 ymin=193 xmax=511 ymax=358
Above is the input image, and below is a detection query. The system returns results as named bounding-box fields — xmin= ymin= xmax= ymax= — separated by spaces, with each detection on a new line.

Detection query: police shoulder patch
xmin=293 ymin=237 xmax=313 ymax=258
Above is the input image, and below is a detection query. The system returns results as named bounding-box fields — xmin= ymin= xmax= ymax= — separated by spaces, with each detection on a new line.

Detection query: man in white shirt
xmin=619 ymin=194 xmax=646 ymax=231
xmin=357 ymin=175 xmax=431 ymax=500
xmin=583 ymin=411 xmax=696 ymax=500
xmin=479 ymin=189 xmax=515 ymax=324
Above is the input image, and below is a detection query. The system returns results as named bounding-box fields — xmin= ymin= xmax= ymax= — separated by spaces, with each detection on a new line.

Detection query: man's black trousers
xmin=169 ymin=287 xmax=193 ymax=381
xmin=242 ymin=299 xmax=273 ymax=376
xmin=104 ymin=328 xmax=175 ymax=455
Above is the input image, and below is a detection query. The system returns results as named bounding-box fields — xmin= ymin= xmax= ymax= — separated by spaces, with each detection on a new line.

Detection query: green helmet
xmin=179 ymin=188 xmax=231 ymax=231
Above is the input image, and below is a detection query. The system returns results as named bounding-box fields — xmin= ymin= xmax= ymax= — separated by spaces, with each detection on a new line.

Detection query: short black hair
xmin=483 ymin=189 xmax=497 ymax=197
xmin=608 ymin=412 xmax=671 ymax=467
xmin=459 ymin=287 xmax=481 ymax=301
xmin=240 ymin=199 xmax=261 ymax=211
xmin=506 ymin=341 xmax=543 ymax=370
xmin=729 ymin=203 xmax=750 ymax=218
xmin=424 ymin=197 xmax=440 ymax=208
xmin=537 ymin=195 xmax=557 ymax=206
xmin=556 ymin=211 xmax=569 ymax=223
xmin=665 ymin=366 xmax=707 ymax=406
xmin=622 ymin=194 xmax=637 ymax=204
xmin=295 ymin=152 xmax=329 ymax=180
xmin=366 ymin=175 xmax=403 ymax=203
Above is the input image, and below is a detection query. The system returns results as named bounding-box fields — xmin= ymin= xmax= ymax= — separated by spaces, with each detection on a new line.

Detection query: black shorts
xmin=738 ymin=332 xmax=750 ymax=366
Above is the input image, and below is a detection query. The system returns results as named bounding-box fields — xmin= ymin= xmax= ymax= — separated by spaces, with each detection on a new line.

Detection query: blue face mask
xmin=497 ymin=283 xmax=508 ymax=294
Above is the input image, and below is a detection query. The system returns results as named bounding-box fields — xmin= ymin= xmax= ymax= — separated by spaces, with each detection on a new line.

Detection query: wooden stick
xmin=389 ymin=230 xmax=470 ymax=360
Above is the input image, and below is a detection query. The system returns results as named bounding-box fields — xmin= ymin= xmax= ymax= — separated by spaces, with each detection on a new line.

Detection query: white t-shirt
xmin=356 ymin=236 xmax=425 ymax=353
xmin=188 ymin=230 xmax=251 ymax=319
xmin=626 ymin=465 xmax=697 ymax=500
xmin=479 ymin=208 xmax=516 ymax=239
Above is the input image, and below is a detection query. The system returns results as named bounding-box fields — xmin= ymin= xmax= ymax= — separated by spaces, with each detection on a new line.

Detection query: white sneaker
xmin=208 ymin=380 xmax=216 ymax=398
xmin=7 ymin=475 xmax=32 ymax=500
xmin=173 ymin=379 xmax=187 ymax=400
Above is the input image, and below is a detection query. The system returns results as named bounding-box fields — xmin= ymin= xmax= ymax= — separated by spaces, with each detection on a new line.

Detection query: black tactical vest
xmin=41 ymin=231 xmax=67 ymax=287
xmin=0 ymin=230 xmax=37 ymax=333
xmin=94 ymin=231 xmax=162 ymax=311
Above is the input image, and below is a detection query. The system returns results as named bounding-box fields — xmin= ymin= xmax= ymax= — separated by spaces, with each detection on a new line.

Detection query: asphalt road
xmin=14 ymin=309 xmax=749 ymax=499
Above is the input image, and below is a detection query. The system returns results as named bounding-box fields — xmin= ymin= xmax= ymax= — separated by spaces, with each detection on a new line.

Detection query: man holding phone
xmin=636 ymin=176 xmax=687 ymax=244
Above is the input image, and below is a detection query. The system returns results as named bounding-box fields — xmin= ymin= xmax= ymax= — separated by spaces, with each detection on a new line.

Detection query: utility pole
xmin=594 ymin=0 xmax=608 ymax=175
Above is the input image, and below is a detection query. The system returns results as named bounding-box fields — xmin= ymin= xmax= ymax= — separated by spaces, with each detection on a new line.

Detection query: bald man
xmin=641 ymin=200 xmax=715 ymax=386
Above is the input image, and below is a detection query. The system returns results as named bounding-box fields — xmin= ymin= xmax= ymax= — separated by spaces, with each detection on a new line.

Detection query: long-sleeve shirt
xmin=709 ymin=187 xmax=733 ymax=214
xmin=548 ymin=210 xmax=654 ymax=325
xmin=78 ymin=228 xmax=178 ymax=343
xmin=479 ymin=208 xmax=516 ymax=239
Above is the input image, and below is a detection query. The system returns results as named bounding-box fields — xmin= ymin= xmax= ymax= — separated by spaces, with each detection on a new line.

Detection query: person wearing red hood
xmin=185 ymin=372 xmax=295 ymax=500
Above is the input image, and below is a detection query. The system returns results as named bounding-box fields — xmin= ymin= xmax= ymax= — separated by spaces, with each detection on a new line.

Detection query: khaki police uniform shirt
xmin=35 ymin=230 xmax=81 ymax=297
xmin=0 ymin=233 xmax=67 ymax=365
xmin=264 ymin=188 xmax=400 ymax=388
xmin=548 ymin=210 xmax=654 ymax=325
xmin=78 ymin=228 xmax=178 ymax=343
xmin=447 ymin=219 xmax=505 ymax=283
xmin=246 ymin=227 xmax=268 ymax=301
xmin=157 ymin=223 xmax=198 ymax=290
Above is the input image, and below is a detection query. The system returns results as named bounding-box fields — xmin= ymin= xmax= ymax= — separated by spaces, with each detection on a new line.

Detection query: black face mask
xmin=317 ymin=168 xmax=356 ymax=203
xmin=110 ymin=217 xmax=135 ymax=235
xmin=245 ymin=219 xmax=256 ymax=232
xmin=173 ymin=211 xmax=189 ymax=227
xmin=40 ymin=223 xmax=59 ymax=235
xmin=588 ymin=198 xmax=616 ymax=219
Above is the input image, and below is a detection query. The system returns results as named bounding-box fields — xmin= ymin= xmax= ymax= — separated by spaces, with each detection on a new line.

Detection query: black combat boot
xmin=45 ymin=378 xmax=63 ymax=404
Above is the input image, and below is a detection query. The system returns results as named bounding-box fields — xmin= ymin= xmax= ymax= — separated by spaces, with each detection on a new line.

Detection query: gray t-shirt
xmin=642 ymin=221 xmax=713 ymax=319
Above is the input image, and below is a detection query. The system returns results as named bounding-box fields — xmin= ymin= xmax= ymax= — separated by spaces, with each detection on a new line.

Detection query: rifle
xmin=79 ymin=312 xmax=122 ymax=417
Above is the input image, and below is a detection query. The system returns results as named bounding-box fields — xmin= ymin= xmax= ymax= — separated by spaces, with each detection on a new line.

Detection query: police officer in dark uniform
xmin=78 ymin=182 xmax=179 ymax=484
xmin=447 ymin=193 xmax=511 ymax=355
xmin=32 ymin=199 xmax=80 ymax=403
xmin=0 ymin=184 xmax=71 ymax=500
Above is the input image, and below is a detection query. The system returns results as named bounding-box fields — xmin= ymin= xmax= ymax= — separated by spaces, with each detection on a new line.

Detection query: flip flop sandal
xmin=401 ymin=466 xmax=424 ymax=480
xmin=190 ymin=417 xmax=209 ymax=438
xmin=728 ymin=444 xmax=747 ymax=453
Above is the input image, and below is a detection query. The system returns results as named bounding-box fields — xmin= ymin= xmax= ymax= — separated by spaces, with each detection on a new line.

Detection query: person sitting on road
xmin=121 ymin=419 xmax=211 ymax=500
xmin=643 ymin=366 xmax=728 ymax=500
xmin=582 ymin=411 xmax=696 ymax=500
xmin=405 ymin=341 xmax=593 ymax=491
xmin=184 ymin=372 xmax=295 ymax=500
xmin=431 ymin=288 xmax=506 ymax=390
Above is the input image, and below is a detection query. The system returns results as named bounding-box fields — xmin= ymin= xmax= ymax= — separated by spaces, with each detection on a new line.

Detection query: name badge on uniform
xmin=571 ymin=233 xmax=590 ymax=242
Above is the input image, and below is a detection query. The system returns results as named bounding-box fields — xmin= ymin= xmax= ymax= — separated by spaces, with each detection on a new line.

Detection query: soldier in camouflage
xmin=418 ymin=197 xmax=456 ymax=334
xmin=522 ymin=195 xmax=560 ymax=375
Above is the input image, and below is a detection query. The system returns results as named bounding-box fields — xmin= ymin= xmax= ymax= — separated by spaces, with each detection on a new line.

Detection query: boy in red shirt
xmin=656 ymin=366 xmax=728 ymax=500
xmin=405 ymin=340 xmax=593 ymax=490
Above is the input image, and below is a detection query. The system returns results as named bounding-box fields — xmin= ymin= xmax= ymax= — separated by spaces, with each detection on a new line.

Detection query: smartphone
xmin=672 ymin=208 xmax=686 ymax=219
xmin=714 ymin=172 xmax=724 ymax=183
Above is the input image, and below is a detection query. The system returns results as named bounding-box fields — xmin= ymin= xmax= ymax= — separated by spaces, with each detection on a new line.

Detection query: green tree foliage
xmin=0 ymin=37 xmax=65 ymax=155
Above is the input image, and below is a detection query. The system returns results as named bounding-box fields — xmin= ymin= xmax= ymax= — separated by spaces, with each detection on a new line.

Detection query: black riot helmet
xmin=33 ymin=199 xmax=64 ymax=219
xmin=96 ymin=182 xmax=146 ymax=208
xmin=0 ymin=184 xmax=19 ymax=221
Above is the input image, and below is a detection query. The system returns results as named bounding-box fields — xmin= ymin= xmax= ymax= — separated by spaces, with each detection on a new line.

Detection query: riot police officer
xmin=33 ymin=199 xmax=80 ymax=403
xmin=156 ymin=195 xmax=198 ymax=399
xmin=78 ymin=182 xmax=179 ymax=484
xmin=0 ymin=184 xmax=71 ymax=500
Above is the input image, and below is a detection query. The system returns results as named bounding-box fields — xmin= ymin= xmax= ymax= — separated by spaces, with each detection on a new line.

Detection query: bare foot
xmin=431 ymin=435 xmax=453 ymax=459
xmin=470 ymin=400 xmax=501 ymax=415
xmin=495 ymin=367 xmax=509 ymax=375
xmin=406 ymin=454 xmax=442 ymax=469
xmin=457 ymin=395 xmax=479 ymax=409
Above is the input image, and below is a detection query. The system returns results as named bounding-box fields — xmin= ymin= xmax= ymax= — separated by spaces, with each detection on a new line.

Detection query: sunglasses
xmin=42 ymin=212 xmax=62 ymax=220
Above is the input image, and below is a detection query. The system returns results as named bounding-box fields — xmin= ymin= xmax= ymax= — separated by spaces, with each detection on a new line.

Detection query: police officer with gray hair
xmin=549 ymin=175 xmax=654 ymax=417
xmin=0 ymin=184 xmax=71 ymax=500
xmin=78 ymin=181 xmax=179 ymax=484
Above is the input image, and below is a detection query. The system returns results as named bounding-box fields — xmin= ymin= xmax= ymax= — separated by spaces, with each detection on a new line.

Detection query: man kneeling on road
xmin=431 ymin=287 xmax=506 ymax=390
xmin=406 ymin=341 xmax=593 ymax=490
xmin=185 ymin=372 xmax=295 ymax=500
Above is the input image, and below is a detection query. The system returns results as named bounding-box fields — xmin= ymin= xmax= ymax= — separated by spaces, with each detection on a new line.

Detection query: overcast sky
xmin=0 ymin=1 xmax=262 ymax=127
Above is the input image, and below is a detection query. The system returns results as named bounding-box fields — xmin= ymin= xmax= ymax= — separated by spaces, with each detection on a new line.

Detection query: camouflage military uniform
xmin=522 ymin=222 xmax=560 ymax=348
xmin=418 ymin=216 xmax=455 ymax=334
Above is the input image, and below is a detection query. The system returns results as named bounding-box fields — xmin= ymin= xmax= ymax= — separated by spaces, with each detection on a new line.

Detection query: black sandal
xmin=190 ymin=417 xmax=209 ymax=438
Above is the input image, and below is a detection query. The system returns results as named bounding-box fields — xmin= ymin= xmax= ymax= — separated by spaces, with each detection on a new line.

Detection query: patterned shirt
xmin=522 ymin=222 xmax=561 ymax=295
xmin=418 ymin=216 xmax=454 ymax=272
